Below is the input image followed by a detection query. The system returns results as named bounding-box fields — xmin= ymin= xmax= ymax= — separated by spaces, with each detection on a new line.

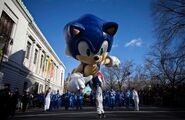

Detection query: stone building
xmin=0 ymin=0 xmax=65 ymax=94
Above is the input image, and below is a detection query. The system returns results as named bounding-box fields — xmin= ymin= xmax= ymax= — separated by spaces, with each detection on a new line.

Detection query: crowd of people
xmin=89 ymin=88 xmax=140 ymax=111
xmin=0 ymin=84 xmax=140 ymax=119
xmin=1 ymin=82 xmax=184 ymax=120
xmin=138 ymin=84 xmax=185 ymax=107
xmin=0 ymin=84 xmax=19 ymax=120
xmin=0 ymin=85 xmax=86 ymax=120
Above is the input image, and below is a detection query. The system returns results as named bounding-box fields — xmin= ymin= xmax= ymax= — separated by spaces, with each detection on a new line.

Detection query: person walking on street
xmin=132 ymin=88 xmax=139 ymax=111
xmin=44 ymin=87 xmax=51 ymax=111
xmin=95 ymin=85 xmax=105 ymax=119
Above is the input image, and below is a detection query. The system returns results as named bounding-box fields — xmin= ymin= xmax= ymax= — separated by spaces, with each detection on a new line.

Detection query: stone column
xmin=36 ymin=47 xmax=41 ymax=74
xmin=29 ymin=40 xmax=35 ymax=71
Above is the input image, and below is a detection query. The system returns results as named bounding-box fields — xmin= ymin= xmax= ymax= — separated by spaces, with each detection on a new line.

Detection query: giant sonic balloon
xmin=64 ymin=14 xmax=120 ymax=92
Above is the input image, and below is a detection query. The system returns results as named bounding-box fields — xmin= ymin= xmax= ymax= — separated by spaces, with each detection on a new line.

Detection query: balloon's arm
xmin=73 ymin=63 xmax=83 ymax=73
xmin=68 ymin=73 xmax=93 ymax=93
xmin=102 ymin=57 xmax=111 ymax=65
xmin=104 ymin=56 xmax=120 ymax=67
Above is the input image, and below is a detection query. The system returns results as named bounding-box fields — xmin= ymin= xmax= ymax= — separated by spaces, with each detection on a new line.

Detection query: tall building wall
xmin=0 ymin=0 xmax=65 ymax=94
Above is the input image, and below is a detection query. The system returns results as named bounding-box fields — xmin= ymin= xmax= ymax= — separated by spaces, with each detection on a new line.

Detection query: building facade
xmin=0 ymin=0 xmax=65 ymax=94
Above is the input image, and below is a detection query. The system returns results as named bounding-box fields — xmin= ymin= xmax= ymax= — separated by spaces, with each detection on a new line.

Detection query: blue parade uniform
xmin=120 ymin=92 xmax=125 ymax=107
xmin=129 ymin=90 xmax=134 ymax=107
xmin=64 ymin=91 xmax=70 ymax=110
xmin=57 ymin=95 xmax=62 ymax=109
xmin=115 ymin=92 xmax=121 ymax=107
xmin=109 ymin=89 xmax=116 ymax=109
xmin=89 ymin=91 xmax=95 ymax=106
xmin=76 ymin=92 xmax=83 ymax=110
xmin=49 ymin=93 xmax=55 ymax=110
xmin=53 ymin=93 xmax=58 ymax=109
xmin=55 ymin=92 xmax=61 ymax=109
xmin=125 ymin=90 xmax=131 ymax=108
xmin=69 ymin=93 xmax=74 ymax=108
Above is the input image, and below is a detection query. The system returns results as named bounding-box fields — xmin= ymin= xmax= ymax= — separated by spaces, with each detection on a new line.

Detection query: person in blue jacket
xmin=109 ymin=88 xmax=116 ymax=109
xmin=56 ymin=90 xmax=62 ymax=109
xmin=64 ymin=90 xmax=71 ymax=110
xmin=76 ymin=91 xmax=84 ymax=110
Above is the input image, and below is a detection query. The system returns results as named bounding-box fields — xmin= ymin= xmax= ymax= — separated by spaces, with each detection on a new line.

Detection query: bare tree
xmin=139 ymin=0 xmax=185 ymax=106
xmin=145 ymin=42 xmax=185 ymax=90
xmin=101 ymin=66 xmax=117 ymax=90
xmin=151 ymin=0 xmax=185 ymax=89
xmin=134 ymin=65 xmax=148 ymax=81
xmin=152 ymin=0 xmax=185 ymax=44
xmin=133 ymin=65 xmax=151 ymax=89
xmin=101 ymin=61 xmax=133 ymax=91
xmin=117 ymin=61 xmax=133 ymax=91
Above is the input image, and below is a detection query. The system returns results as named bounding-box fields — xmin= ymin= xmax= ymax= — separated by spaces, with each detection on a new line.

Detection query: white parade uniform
xmin=44 ymin=91 xmax=51 ymax=111
xmin=132 ymin=89 xmax=139 ymax=111
xmin=96 ymin=86 xmax=104 ymax=114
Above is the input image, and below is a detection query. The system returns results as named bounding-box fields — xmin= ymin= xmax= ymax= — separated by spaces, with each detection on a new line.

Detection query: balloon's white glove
xmin=68 ymin=73 xmax=93 ymax=93
xmin=108 ymin=56 xmax=121 ymax=67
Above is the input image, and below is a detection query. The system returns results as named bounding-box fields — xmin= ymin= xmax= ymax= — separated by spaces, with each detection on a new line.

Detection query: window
xmin=33 ymin=49 xmax=38 ymax=64
xmin=55 ymin=65 xmax=58 ymax=79
xmin=0 ymin=11 xmax=14 ymax=55
xmin=25 ymin=41 xmax=31 ymax=59
xmin=45 ymin=56 xmax=49 ymax=71
xmin=40 ymin=54 xmax=43 ymax=68
xmin=42 ymin=55 xmax=46 ymax=72
xmin=50 ymin=61 xmax=54 ymax=78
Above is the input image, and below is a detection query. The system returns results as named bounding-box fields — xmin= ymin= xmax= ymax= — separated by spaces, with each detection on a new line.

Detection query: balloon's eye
xmin=100 ymin=48 xmax=104 ymax=55
xmin=78 ymin=41 xmax=92 ymax=56
xmin=86 ymin=49 xmax=91 ymax=56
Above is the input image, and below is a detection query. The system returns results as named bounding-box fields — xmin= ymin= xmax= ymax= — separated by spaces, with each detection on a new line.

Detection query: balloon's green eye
xmin=99 ymin=41 xmax=108 ymax=55
xmin=86 ymin=49 xmax=90 ymax=56
xmin=100 ymin=48 xmax=104 ymax=55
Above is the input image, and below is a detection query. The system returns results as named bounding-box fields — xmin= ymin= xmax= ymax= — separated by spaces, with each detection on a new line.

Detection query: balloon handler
xmin=63 ymin=14 xmax=120 ymax=119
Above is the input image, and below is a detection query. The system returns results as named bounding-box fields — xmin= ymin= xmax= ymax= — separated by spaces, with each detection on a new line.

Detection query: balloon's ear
xmin=103 ymin=22 xmax=118 ymax=36
xmin=70 ymin=24 xmax=85 ymax=37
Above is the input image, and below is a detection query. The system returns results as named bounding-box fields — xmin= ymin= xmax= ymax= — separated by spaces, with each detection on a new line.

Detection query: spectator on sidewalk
xmin=0 ymin=84 xmax=11 ymax=119
xmin=9 ymin=88 xmax=19 ymax=117
xmin=22 ymin=91 xmax=29 ymax=112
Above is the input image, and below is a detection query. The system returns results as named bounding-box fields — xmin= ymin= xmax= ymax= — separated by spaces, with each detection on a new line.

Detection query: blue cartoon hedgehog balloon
xmin=64 ymin=14 xmax=120 ymax=92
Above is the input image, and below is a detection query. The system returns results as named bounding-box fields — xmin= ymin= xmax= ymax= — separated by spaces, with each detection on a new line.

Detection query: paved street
xmin=14 ymin=107 xmax=185 ymax=120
